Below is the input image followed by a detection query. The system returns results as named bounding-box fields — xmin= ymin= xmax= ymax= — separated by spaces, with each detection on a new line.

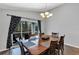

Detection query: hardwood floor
xmin=1 ymin=45 xmax=79 ymax=55
xmin=64 ymin=45 xmax=79 ymax=55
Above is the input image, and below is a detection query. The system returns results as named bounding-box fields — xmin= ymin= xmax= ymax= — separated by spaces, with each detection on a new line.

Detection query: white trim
xmin=0 ymin=49 xmax=8 ymax=52
xmin=21 ymin=18 xmax=37 ymax=23
xmin=65 ymin=43 xmax=79 ymax=48
xmin=21 ymin=22 xmax=22 ymax=38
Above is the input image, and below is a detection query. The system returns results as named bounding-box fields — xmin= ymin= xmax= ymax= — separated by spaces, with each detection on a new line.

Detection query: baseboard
xmin=0 ymin=49 xmax=8 ymax=52
xmin=64 ymin=43 xmax=79 ymax=48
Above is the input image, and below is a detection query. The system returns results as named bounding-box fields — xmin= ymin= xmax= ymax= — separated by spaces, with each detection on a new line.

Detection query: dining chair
xmin=52 ymin=32 xmax=59 ymax=38
xmin=9 ymin=41 xmax=24 ymax=55
xmin=10 ymin=40 xmax=31 ymax=55
xmin=48 ymin=40 xmax=58 ymax=55
xmin=20 ymin=41 xmax=32 ymax=55
xmin=58 ymin=35 xmax=65 ymax=55
xmin=55 ymin=35 xmax=65 ymax=55
xmin=9 ymin=47 xmax=21 ymax=55
xmin=17 ymin=40 xmax=32 ymax=55
xmin=17 ymin=41 xmax=26 ymax=55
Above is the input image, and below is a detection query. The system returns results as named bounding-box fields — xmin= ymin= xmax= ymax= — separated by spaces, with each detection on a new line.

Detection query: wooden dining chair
xmin=20 ymin=42 xmax=32 ymax=55
xmin=17 ymin=41 xmax=26 ymax=55
xmin=55 ymin=35 xmax=65 ymax=55
xmin=9 ymin=41 xmax=25 ymax=55
xmin=16 ymin=40 xmax=31 ymax=55
xmin=9 ymin=38 xmax=31 ymax=55
xmin=9 ymin=40 xmax=24 ymax=55
xmin=58 ymin=35 xmax=65 ymax=55
xmin=52 ymin=32 xmax=59 ymax=38
xmin=48 ymin=40 xmax=58 ymax=55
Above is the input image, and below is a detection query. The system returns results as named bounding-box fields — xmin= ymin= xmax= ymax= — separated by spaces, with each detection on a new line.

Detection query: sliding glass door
xmin=12 ymin=19 xmax=39 ymax=45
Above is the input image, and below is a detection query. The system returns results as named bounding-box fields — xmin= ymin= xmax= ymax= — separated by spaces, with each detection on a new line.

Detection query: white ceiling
xmin=0 ymin=3 xmax=63 ymax=12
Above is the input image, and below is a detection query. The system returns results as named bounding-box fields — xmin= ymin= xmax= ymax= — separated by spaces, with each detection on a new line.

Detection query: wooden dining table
xmin=28 ymin=45 xmax=48 ymax=55
xmin=23 ymin=35 xmax=60 ymax=55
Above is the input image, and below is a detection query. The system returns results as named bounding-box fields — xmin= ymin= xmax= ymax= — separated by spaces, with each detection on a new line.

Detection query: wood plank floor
xmin=64 ymin=45 xmax=79 ymax=55
xmin=1 ymin=45 xmax=79 ymax=55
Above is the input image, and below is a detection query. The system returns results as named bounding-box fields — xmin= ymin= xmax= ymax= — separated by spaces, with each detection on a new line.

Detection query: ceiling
xmin=0 ymin=3 xmax=63 ymax=12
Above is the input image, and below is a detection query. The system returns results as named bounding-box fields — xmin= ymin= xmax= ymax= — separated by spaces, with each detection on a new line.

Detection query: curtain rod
xmin=7 ymin=14 xmax=39 ymax=21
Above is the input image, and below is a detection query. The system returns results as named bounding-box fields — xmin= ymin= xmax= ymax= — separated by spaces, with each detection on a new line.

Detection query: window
xmin=12 ymin=19 xmax=39 ymax=45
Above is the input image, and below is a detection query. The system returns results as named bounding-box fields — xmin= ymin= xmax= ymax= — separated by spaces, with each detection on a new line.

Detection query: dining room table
xmin=22 ymin=35 xmax=60 ymax=55
xmin=28 ymin=45 xmax=48 ymax=55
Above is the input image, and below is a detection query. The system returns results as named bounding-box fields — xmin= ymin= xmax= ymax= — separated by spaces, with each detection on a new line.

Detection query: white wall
xmin=44 ymin=3 xmax=79 ymax=48
xmin=0 ymin=9 xmax=41 ymax=51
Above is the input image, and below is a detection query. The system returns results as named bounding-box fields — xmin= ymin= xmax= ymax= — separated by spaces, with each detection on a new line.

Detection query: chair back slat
xmin=48 ymin=41 xmax=58 ymax=55
xmin=58 ymin=35 xmax=65 ymax=55
xmin=17 ymin=41 xmax=25 ymax=55
xmin=16 ymin=39 xmax=30 ymax=55
xmin=52 ymin=32 xmax=59 ymax=38
xmin=59 ymin=35 xmax=65 ymax=47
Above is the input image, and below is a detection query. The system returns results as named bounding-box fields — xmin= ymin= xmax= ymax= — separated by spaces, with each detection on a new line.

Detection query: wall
xmin=0 ymin=9 xmax=41 ymax=51
xmin=45 ymin=3 xmax=79 ymax=48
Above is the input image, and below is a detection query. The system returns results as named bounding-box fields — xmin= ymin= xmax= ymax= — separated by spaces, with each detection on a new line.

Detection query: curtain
xmin=7 ymin=16 xmax=21 ymax=48
xmin=38 ymin=20 xmax=41 ymax=34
